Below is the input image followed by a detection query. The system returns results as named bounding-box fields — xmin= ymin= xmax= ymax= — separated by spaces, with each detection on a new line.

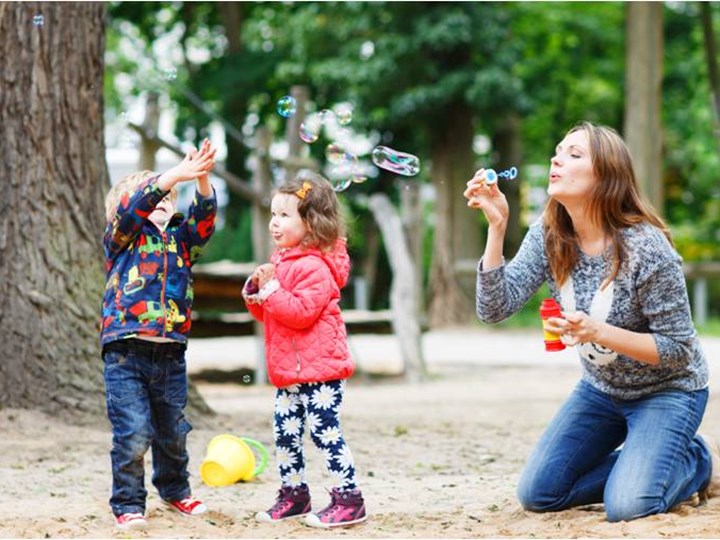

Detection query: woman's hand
xmin=545 ymin=311 xmax=604 ymax=347
xmin=463 ymin=169 xmax=510 ymax=229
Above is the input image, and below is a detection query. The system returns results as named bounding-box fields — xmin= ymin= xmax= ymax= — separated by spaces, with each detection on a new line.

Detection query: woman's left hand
xmin=559 ymin=311 xmax=604 ymax=346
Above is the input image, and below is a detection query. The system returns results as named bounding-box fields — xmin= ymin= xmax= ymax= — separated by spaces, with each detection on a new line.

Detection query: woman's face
xmin=547 ymin=129 xmax=596 ymax=204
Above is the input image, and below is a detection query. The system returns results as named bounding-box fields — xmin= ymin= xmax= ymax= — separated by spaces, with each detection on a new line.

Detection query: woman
xmin=464 ymin=121 xmax=718 ymax=522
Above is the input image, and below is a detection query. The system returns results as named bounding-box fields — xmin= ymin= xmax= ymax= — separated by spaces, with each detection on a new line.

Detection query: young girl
xmin=242 ymin=172 xmax=367 ymax=529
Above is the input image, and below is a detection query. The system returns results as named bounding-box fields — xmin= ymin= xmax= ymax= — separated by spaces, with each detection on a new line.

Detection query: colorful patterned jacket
xmin=100 ymin=175 xmax=216 ymax=346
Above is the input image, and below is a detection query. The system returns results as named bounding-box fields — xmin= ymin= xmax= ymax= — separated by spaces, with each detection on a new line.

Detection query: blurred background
xmin=103 ymin=1 xmax=720 ymax=336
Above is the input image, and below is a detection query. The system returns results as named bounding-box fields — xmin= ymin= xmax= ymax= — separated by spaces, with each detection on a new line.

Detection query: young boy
xmin=100 ymin=139 xmax=217 ymax=530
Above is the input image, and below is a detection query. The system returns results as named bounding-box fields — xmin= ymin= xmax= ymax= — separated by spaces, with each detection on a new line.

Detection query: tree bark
xmin=492 ymin=112 xmax=523 ymax=258
xmin=427 ymin=101 xmax=479 ymax=327
xmin=0 ymin=2 xmax=108 ymax=418
xmin=624 ymin=2 xmax=664 ymax=213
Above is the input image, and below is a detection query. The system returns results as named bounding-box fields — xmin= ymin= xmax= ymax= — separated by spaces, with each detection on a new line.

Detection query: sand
xmin=2 ymin=328 xmax=720 ymax=539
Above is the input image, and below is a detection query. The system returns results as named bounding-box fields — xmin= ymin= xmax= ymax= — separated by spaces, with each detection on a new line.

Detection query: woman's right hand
xmin=463 ymin=169 xmax=510 ymax=229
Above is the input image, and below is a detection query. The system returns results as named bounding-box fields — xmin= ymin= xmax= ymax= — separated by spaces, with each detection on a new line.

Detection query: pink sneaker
xmin=256 ymin=486 xmax=311 ymax=523
xmin=163 ymin=496 xmax=207 ymax=516
xmin=305 ymin=488 xmax=367 ymax=528
xmin=115 ymin=512 xmax=147 ymax=530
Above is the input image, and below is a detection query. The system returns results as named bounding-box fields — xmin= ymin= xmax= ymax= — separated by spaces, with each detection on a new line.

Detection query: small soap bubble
xmin=164 ymin=68 xmax=178 ymax=81
xmin=331 ymin=177 xmax=353 ymax=192
xmin=32 ymin=14 xmax=44 ymax=27
xmin=242 ymin=374 xmax=251 ymax=384
xmin=371 ymin=146 xmax=420 ymax=177
xmin=333 ymin=103 xmax=353 ymax=126
xmin=325 ymin=143 xmax=345 ymax=164
xmin=327 ymin=153 xmax=363 ymax=192
xmin=299 ymin=113 xmax=322 ymax=144
xmin=276 ymin=95 xmax=297 ymax=118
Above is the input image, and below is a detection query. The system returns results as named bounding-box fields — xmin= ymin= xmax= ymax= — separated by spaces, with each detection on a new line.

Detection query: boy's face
xmin=149 ymin=196 xmax=176 ymax=227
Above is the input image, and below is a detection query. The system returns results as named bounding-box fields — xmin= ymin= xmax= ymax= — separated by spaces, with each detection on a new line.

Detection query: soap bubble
xmin=299 ymin=113 xmax=322 ymax=144
xmin=32 ymin=14 xmax=44 ymax=27
xmin=333 ymin=103 xmax=353 ymax=126
xmin=164 ymin=68 xmax=178 ymax=81
xmin=276 ymin=95 xmax=297 ymax=118
xmin=371 ymin=146 xmax=420 ymax=177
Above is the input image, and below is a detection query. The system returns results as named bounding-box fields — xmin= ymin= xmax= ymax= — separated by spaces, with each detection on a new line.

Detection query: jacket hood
xmin=272 ymin=237 xmax=350 ymax=289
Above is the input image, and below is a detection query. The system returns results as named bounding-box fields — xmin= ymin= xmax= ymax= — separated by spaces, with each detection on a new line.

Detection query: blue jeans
xmin=517 ymin=379 xmax=711 ymax=522
xmin=103 ymin=339 xmax=192 ymax=516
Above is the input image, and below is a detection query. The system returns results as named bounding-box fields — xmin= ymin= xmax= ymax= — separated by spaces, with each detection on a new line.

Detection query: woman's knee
xmin=517 ymin=475 xmax=566 ymax=512
xmin=604 ymin=490 xmax=665 ymax=522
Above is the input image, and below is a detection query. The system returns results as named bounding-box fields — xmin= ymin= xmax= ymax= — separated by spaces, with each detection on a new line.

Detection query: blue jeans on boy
xmin=517 ymin=379 xmax=711 ymax=522
xmin=103 ymin=339 xmax=192 ymax=516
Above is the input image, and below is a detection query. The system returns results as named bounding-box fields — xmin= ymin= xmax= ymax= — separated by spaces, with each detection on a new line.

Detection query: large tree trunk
xmin=624 ymin=2 xmax=664 ymax=213
xmin=427 ymin=102 xmax=479 ymax=327
xmin=0 ymin=2 xmax=109 ymax=418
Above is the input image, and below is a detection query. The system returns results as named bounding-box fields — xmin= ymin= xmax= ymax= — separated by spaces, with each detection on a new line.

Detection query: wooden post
xmin=399 ymin=180 xmax=425 ymax=321
xmin=368 ymin=193 xmax=426 ymax=381
xmin=284 ymin=85 xmax=309 ymax=180
xmin=251 ymin=126 xmax=273 ymax=384
xmin=139 ymin=92 xmax=161 ymax=171
xmin=624 ymin=2 xmax=664 ymax=212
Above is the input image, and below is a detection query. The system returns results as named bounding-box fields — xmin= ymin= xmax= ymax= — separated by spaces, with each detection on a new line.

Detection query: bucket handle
xmin=241 ymin=437 xmax=269 ymax=477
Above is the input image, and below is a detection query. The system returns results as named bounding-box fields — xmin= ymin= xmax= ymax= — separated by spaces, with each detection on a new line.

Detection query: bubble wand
xmin=483 ymin=166 xmax=518 ymax=185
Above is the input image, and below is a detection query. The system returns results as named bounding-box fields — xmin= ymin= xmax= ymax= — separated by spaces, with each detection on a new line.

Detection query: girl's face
xmin=269 ymin=193 xmax=308 ymax=248
xmin=547 ymin=129 xmax=596 ymax=204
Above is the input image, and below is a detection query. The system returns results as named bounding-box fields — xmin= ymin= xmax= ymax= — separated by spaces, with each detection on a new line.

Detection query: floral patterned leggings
xmin=273 ymin=379 xmax=358 ymax=490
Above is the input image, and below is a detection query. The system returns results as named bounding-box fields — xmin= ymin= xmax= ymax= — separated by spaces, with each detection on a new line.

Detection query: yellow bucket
xmin=200 ymin=434 xmax=269 ymax=487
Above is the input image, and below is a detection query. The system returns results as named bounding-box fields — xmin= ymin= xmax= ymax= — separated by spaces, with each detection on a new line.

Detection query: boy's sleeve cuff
xmin=258 ymin=278 xmax=280 ymax=302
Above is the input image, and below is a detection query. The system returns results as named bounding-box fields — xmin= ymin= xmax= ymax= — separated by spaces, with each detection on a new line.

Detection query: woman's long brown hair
xmin=544 ymin=122 xmax=671 ymax=288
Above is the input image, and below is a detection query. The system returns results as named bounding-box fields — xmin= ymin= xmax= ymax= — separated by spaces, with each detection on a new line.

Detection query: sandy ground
xmin=3 ymin=328 xmax=720 ymax=538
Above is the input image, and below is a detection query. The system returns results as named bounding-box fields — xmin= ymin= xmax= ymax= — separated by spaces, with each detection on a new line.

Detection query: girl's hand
xmin=463 ymin=169 xmax=509 ymax=228
xmin=253 ymin=263 xmax=276 ymax=288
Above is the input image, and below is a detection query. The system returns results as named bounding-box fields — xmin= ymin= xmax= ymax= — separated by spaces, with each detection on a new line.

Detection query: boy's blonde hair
xmin=104 ymin=170 xmax=178 ymax=222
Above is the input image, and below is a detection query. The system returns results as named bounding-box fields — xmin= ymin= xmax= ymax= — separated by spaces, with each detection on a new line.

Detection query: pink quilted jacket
xmin=244 ymin=238 xmax=354 ymax=388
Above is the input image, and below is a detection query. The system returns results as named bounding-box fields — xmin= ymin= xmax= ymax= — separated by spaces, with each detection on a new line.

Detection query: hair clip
xmin=296 ymin=181 xmax=312 ymax=199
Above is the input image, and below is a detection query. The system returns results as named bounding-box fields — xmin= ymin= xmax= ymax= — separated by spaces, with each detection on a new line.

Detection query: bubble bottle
xmin=539 ymin=298 xmax=565 ymax=352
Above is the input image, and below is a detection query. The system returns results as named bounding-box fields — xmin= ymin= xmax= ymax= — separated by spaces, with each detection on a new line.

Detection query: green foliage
xmin=105 ymin=1 xmax=720 ymax=319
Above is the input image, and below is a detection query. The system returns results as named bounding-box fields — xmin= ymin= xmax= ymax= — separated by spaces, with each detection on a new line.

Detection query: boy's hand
xmin=157 ymin=138 xmax=216 ymax=190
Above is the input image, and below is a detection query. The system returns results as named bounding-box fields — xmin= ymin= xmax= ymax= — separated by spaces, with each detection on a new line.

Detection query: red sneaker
xmin=163 ymin=496 xmax=207 ymax=516
xmin=115 ymin=512 xmax=147 ymax=530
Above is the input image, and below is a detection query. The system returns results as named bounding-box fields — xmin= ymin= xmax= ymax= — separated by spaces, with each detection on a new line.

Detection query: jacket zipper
xmin=292 ymin=337 xmax=301 ymax=375
xmin=160 ymin=231 xmax=168 ymax=337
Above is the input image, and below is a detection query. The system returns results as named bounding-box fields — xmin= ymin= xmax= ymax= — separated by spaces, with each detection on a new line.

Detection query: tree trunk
xmin=0 ymin=2 xmax=108 ymax=419
xmin=492 ymin=112 xmax=524 ymax=257
xmin=427 ymin=102 xmax=479 ymax=327
xmin=700 ymin=2 xmax=720 ymax=152
xmin=624 ymin=2 xmax=664 ymax=213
